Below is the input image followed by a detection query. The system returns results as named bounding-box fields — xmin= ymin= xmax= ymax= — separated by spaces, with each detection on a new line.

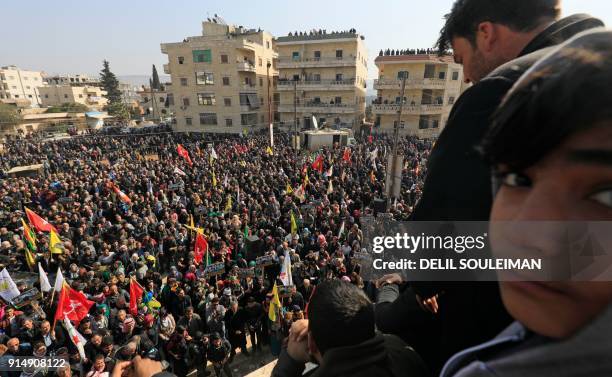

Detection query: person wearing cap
xmin=206 ymin=332 xmax=233 ymax=377
xmin=272 ymin=280 xmax=428 ymax=377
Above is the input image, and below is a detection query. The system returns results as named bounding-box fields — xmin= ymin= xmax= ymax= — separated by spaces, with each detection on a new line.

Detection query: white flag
xmin=370 ymin=147 xmax=378 ymax=162
xmin=312 ymin=116 xmax=319 ymax=130
xmin=223 ymin=173 xmax=229 ymax=188
xmin=327 ymin=180 xmax=333 ymax=195
xmin=64 ymin=317 xmax=87 ymax=361
xmin=173 ymin=167 xmax=186 ymax=176
xmin=38 ymin=263 xmax=52 ymax=292
xmin=279 ymin=249 xmax=293 ymax=286
xmin=211 ymin=148 xmax=218 ymax=160
xmin=54 ymin=267 xmax=65 ymax=292
xmin=338 ymin=221 xmax=346 ymax=239
xmin=325 ymin=165 xmax=333 ymax=178
xmin=0 ymin=268 xmax=21 ymax=302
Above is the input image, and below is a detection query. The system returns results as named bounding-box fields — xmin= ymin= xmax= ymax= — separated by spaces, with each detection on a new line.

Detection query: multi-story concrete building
xmin=39 ymin=85 xmax=107 ymax=109
xmin=137 ymin=85 xmax=172 ymax=120
xmin=0 ymin=65 xmax=47 ymax=107
xmin=373 ymin=50 xmax=464 ymax=137
xmin=276 ymin=29 xmax=368 ymax=131
xmin=44 ymin=73 xmax=100 ymax=87
xmin=161 ymin=17 xmax=278 ymax=133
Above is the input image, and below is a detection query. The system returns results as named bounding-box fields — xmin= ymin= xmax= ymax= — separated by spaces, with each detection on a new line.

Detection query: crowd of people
xmin=0 ymin=125 xmax=431 ymax=376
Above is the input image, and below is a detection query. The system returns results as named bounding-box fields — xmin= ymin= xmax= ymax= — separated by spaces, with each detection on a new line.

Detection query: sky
xmin=2 ymin=0 xmax=611 ymax=80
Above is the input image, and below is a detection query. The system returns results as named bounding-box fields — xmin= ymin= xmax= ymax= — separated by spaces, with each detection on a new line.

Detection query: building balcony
xmin=373 ymin=78 xmax=447 ymax=90
xmin=241 ymin=83 xmax=257 ymax=91
xmin=277 ymin=57 xmax=358 ymax=69
xmin=163 ymin=64 xmax=170 ymax=74
xmin=237 ymin=62 xmax=257 ymax=73
xmin=372 ymin=103 xmax=444 ymax=115
xmin=277 ymin=79 xmax=357 ymax=91
xmin=278 ymin=103 xmax=355 ymax=114
xmin=237 ymin=39 xmax=258 ymax=51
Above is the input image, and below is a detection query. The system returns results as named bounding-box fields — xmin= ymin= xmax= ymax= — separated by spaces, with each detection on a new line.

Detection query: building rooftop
xmin=276 ymin=29 xmax=363 ymax=43
xmin=375 ymin=50 xmax=455 ymax=64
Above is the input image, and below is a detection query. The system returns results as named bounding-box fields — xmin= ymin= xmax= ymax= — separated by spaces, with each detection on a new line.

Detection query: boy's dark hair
xmin=437 ymin=0 xmax=561 ymax=53
xmin=307 ymin=280 xmax=374 ymax=354
xmin=481 ymin=30 xmax=612 ymax=170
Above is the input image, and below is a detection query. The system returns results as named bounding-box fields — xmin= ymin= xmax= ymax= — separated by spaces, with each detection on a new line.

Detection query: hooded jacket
xmin=272 ymin=333 xmax=429 ymax=377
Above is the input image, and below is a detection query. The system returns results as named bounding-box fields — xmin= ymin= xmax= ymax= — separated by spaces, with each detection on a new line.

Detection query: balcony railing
xmin=237 ymin=62 xmax=256 ymax=72
xmin=277 ymin=57 xmax=358 ymax=68
xmin=278 ymin=102 xmax=356 ymax=113
xmin=277 ymin=78 xmax=357 ymax=90
xmin=372 ymin=103 xmax=444 ymax=114
xmin=373 ymin=78 xmax=447 ymax=89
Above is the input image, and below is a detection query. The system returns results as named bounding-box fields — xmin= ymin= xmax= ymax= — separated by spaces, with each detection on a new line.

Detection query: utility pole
xmin=267 ymin=62 xmax=273 ymax=147
xmin=385 ymin=72 xmax=407 ymax=207
xmin=293 ymin=78 xmax=298 ymax=149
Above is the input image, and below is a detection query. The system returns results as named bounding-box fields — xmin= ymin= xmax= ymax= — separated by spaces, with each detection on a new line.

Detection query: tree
xmin=151 ymin=64 xmax=161 ymax=90
xmin=100 ymin=60 xmax=128 ymax=120
xmin=0 ymin=103 xmax=21 ymax=130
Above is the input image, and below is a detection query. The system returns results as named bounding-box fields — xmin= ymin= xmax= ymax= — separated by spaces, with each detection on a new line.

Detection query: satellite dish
xmin=312 ymin=116 xmax=318 ymax=130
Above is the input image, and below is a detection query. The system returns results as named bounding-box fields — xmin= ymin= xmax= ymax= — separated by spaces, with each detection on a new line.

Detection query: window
xmin=167 ymin=94 xmax=174 ymax=106
xmin=224 ymin=98 xmax=232 ymax=106
xmin=260 ymin=97 xmax=264 ymax=106
xmin=334 ymin=96 xmax=342 ymax=105
xmin=448 ymin=96 xmax=455 ymax=105
xmin=199 ymin=113 xmax=217 ymax=125
xmin=266 ymin=41 xmax=270 ymax=49
xmin=185 ymin=117 xmax=193 ymax=126
xmin=222 ymin=77 xmax=230 ymax=86
xmin=178 ymin=57 xmax=184 ymax=64
xmin=424 ymin=64 xmax=436 ymax=79
xmin=14 ymin=95 xmax=19 ymax=98
xmin=44 ymin=94 xmax=49 ymax=98
xmin=261 ymin=115 xmax=265 ymax=123
xmin=314 ymin=51 xmax=321 ymax=60
xmin=397 ymin=71 xmax=409 ymax=80
xmin=193 ymin=49 xmax=212 ymax=63
xmin=159 ymin=97 xmax=164 ymax=103
xmin=226 ymin=118 xmax=233 ymax=127
xmin=182 ymin=97 xmax=190 ymax=107
xmin=64 ymin=94 xmax=68 ymax=98
xmin=259 ymin=78 xmax=263 ymax=87
xmin=292 ymin=74 xmax=300 ymax=81
xmin=197 ymin=93 xmax=216 ymax=106
xmin=336 ymin=50 xmax=343 ymax=59
xmin=26 ymin=86 xmax=30 ymax=89
xmin=195 ymin=72 xmax=214 ymax=85
xmin=421 ymin=89 xmax=433 ymax=105
xmin=240 ymin=93 xmax=260 ymax=109
xmin=292 ymin=52 xmax=300 ymax=61
xmin=432 ymin=119 xmax=440 ymax=128
xmin=258 ymin=58 xmax=263 ymax=67
xmin=439 ymin=71 xmax=446 ymax=80
xmin=180 ymin=78 xmax=188 ymax=86
xmin=452 ymin=71 xmax=459 ymax=80
xmin=28 ymin=94 xmax=32 ymax=98
xmin=78 ymin=94 xmax=83 ymax=98
xmin=336 ymin=73 xmax=344 ymax=81
xmin=313 ymin=97 xmax=321 ymax=104
xmin=221 ymin=54 xmax=229 ymax=63
xmin=419 ymin=115 xmax=430 ymax=129
xmin=240 ymin=113 xmax=257 ymax=125
xmin=313 ymin=74 xmax=321 ymax=82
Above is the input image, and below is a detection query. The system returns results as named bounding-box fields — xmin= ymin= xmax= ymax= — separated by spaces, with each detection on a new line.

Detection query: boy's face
xmin=491 ymin=124 xmax=612 ymax=338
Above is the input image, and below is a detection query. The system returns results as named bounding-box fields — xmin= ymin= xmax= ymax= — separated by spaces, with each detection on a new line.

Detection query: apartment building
xmin=161 ymin=16 xmax=278 ymax=133
xmin=276 ymin=30 xmax=368 ymax=131
xmin=39 ymin=85 xmax=107 ymax=109
xmin=373 ymin=50 xmax=465 ymax=137
xmin=0 ymin=65 xmax=47 ymax=107
xmin=137 ymin=85 xmax=172 ymax=120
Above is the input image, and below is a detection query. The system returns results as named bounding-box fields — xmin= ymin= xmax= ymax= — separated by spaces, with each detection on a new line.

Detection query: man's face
xmin=40 ymin=322 xmax=50 ymax=334
xmin=92 ymin=335 xmax=102 ymax=346
xmin=491 ymin=125 xmax=612 ymax=339
xmin=7 ymin=339 xmax=19 ymax=353
xmin=94 ymin=358 xmax=105 ymax=371
xmin=452 ymin=35 xmax=505 ymax=84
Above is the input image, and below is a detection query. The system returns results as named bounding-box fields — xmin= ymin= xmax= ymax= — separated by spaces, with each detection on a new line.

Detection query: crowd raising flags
xmin=25 ymin=207 xmax=58 ymax=233
xmin=268 ymin=283 xmax=282 ymax=322
xmin=194 ymin=233 xmax=210 ymax=266
xmin=54 ymin=284 xmax=94 ymax=326
xmin=129 ymin=277 xmax=144 ymax=316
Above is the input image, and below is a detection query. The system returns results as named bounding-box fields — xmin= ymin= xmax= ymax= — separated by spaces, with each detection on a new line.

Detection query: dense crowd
xmin=0 ymin=126 xmax=433 ymax=376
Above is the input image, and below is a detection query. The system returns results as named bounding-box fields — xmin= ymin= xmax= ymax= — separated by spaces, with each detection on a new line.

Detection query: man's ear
xmin=476 ymin=21 xmax=498 ymax=53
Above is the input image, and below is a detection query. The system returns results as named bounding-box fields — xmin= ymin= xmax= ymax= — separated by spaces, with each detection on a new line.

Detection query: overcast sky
xmin=3 ymin=0 xmax=611 ymax=79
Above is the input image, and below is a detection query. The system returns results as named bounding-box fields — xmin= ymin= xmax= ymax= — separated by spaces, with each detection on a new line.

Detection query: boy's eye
xmin=498 ymin=172 xmax=532 ymax=188
xmin=589 ymin=189 xmax=612 ymax=209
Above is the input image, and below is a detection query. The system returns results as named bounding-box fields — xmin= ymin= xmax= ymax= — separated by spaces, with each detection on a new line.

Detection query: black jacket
xmin=401 ymin=13 xmax=604 ymax=374
xmin=272 ymin=333 xmax=429 ymax=377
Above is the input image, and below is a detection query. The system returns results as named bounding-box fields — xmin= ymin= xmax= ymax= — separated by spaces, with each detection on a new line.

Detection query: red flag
xmin=311 ymin=155 xmax=324 ymax=173
xmin=368 ymin=135 xmax=373 ymax=144
xmin=129 ymin=278 xmax=144 ymax=316
xmin=55 ymin=285 xmax=94 ymax=325
xmin=194 ymin=233 xmax=209 ymax=265
xmin=25 ymin=208 xmax=58 ymax=233
xmin=177 ymin=144 xmax=193 ymax=166
xmin=111 ymin=183 xmax=131 ymax=204
xmin=342 ymin=148 xmax=351 ymax=163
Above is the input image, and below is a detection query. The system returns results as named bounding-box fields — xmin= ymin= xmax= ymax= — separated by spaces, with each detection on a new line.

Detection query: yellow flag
xmin=286 ymin=184 xmax=293 ymax=194
xmin=49 ymin=230 xmax=63 ymax=254
xmin=189 ymin=214 xmax=195 ymax=228
xmin=290 ymin=211 xmax=298 ymax=235
xmin=225 ymin=196 xmax=232 ymax=212
xmin=303 ymin=173 xmax=309 ymax=187
xmin=212 ymin=170 xmax=217 ymax=187
xmin=266 ymin=146 xmax=273 ymax=156
xmin=25 ymin=249 xmax=36 ymax=269
xmin=268 ymin=283 xmax=282 ymax=322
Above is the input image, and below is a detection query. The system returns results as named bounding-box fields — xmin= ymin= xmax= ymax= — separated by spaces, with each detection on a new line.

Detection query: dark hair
xmin=437 ymin=0 xmax=560 ymax=53
xmin=307 ymin=280 xmax=375 ymax=354
xmin=481 ymin=30 xmax=612 ymax=170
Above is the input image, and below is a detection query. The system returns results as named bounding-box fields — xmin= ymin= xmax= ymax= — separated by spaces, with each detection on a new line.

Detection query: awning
xmin=246 ymin=94 xmax=260 ymax=109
